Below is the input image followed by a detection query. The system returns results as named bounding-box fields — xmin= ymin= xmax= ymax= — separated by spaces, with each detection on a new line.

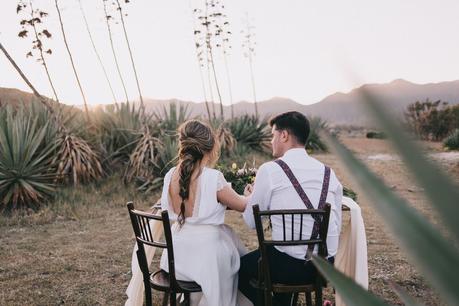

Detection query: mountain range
xmin=2 ymin=79 xmax=459 ymax=126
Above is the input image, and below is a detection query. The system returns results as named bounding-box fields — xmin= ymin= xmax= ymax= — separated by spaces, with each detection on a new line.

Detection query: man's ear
xmin=280 ymin=130 xmax=289 ymax=143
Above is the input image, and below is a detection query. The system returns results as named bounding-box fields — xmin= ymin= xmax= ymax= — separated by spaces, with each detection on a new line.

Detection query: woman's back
xmin=161 ymin=166 xmax=229 ymax=225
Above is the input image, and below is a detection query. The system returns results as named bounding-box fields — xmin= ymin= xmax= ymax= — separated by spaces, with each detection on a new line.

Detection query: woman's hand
xmin=243 ymin=184 xmax=253 ymax=197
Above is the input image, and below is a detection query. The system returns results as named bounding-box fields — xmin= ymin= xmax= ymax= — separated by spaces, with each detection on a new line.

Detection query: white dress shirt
xmin=243 ymin=148 xmax=343 ymax=259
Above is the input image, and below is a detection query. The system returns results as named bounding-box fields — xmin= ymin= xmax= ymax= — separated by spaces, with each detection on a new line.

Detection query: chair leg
xmin=169 ymin=292 xmax=177 ymax=306
xmin=315 ymin=288 xmax=323 ymax=306
xmin=264 ymin=289 xmax=272 ymax=306
xmin=183 ymin=292 xmax=191 ymax=306
xmin=291 ymin=293 xmax=299 ymax=306
xmin=305 ymin=291 xmax=312 ymax=306
xmin=144 ymin=285 xmax=152 ymax=306
xmin=162 ymin=292 xmax=169 ymax=306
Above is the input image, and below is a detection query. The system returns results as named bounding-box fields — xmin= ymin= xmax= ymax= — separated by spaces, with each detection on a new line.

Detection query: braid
xmin=175 ymin=119 xmax=217 ymax=226
xmin=177 ymin=154 xmax=198 ymax=226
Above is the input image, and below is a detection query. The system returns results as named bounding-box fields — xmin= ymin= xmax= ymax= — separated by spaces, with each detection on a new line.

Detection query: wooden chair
xmin=127 ymin=202 xmax=202 ymax=306
xmin=251 ymin=203 xmax=332 ymax=306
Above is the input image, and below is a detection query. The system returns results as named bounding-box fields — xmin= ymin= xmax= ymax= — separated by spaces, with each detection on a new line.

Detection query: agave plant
xmin=306 ymin=116 xmax=328 ymax=153
xmin=136 ymin=135 xmax=178 ymax=193
xmin=312 ymin=89 xmax=459 ymax=306
xmin=153 ymin=102 xmax=191 ymax=133
xmin=95 ymin=102 xmax=143 ymax=168
xmin=53 ymin=133 xmax=104 ymax=186
xmin=124 ymin=129 xmax=162 ymax=184
xmin=217 ymin=125 xmax=236 ymax=157
xmin=0 ymin=107 xmax=58 ymax=211
xmin=444 ymin=129 xmax=459 ymax=150
xmin=227 ymin=115 xmax=270 ymax=153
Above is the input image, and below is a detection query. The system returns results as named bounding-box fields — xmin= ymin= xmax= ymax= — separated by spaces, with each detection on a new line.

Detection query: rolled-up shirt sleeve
xmin=242 ymin=163 xmax=273 ymax=229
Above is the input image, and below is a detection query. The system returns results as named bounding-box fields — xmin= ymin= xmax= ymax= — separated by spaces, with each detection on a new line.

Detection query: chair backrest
xmin=127 ymin=202 xmax=178 ymax=289
xmin=252 ymin=203 xmax=332 ymax=287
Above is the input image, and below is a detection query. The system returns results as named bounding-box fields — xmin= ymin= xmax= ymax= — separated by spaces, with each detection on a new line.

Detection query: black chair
xmin=251 ymin=203 xmax=332 ymax=306
xmin=127 ymin=202 xmax=202 ymax=306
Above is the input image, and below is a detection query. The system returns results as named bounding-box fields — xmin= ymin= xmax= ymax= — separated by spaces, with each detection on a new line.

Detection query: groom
xmin=239 ymin=111 xmax=343 ymax=305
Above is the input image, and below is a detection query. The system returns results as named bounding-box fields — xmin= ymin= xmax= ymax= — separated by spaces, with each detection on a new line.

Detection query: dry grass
xmin=0 ymin=137 xmax=456 ymax=305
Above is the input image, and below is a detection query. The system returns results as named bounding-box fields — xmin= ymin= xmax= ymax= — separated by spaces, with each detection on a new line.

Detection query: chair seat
xmin=250 ymin=278 xmax=318 ymax=293
xmin=150 ymin=270 xmax=202 ymax=293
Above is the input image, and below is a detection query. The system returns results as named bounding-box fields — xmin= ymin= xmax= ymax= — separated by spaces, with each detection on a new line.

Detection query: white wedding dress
xmin=159 ymin=167 xmax=250 ymax=306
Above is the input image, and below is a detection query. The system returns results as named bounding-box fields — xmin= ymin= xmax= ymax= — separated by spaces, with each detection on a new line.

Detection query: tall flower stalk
xmin=242 ymin=12 xmax=258 ymax=117
xmin=192 ymin=7 xmax=212 ymax=121
xmin=78 ymin=0 xmax=118 ymax=107
xmin=17 ymin=0 xmax=59 ymax=103
xmin=102 ymin=0 xmax=130 ymax=104
xmin=54 ymin=0 xmax=90 ymax=122
xmin=114 ymin=0 xmax=146 ymax=122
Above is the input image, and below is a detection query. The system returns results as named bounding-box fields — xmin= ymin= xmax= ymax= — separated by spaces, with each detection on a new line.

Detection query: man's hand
xmin=244 ymin=184 xmax=253 ymax=197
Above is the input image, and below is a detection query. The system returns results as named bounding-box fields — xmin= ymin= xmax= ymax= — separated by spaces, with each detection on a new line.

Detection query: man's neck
xmin=280 ymin=145 xmax=305 ymax=156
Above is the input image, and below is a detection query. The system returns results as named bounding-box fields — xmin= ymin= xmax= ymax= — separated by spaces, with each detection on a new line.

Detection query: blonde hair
xmin=177 ymin=120 xmax=219 ymax=225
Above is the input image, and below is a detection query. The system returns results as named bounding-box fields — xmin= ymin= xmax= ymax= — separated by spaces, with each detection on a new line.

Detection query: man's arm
xmin=242 ymin=163 xmax=273 ymax=229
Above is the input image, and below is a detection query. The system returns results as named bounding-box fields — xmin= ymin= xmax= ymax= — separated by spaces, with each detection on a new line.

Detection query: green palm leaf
xmin=312 ymin=256 xmax=390 ymax=306
xmin=322 ymin=132 xmax=459 ymax=305
xmin=359 ymin=89 xmax=459 ymax=241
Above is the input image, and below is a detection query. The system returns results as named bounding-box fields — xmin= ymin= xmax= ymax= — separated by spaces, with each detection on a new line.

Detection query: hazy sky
xmin=1 ymin=0 xmax=459 ymax=106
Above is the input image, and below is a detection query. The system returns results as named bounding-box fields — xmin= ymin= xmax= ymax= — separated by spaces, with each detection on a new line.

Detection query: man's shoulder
xmin=258 ymin=160 xmax=279 ymax=172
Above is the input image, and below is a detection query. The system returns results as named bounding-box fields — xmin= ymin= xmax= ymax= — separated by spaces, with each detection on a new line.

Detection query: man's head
xmin=269 ymin=111 xmax=310 ymax=158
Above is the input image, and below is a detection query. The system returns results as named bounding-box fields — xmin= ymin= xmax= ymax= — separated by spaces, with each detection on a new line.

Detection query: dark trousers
xmin=238 ymin=246 xmax=334 ymax=306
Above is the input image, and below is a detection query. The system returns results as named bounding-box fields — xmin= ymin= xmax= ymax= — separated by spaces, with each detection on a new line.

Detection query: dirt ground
xmin=0 ymin=137 xmax=456 ymax=305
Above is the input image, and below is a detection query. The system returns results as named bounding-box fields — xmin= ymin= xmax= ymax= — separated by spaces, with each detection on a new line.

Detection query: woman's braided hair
xmin=177 ymin=120 xmax=218 ymax=226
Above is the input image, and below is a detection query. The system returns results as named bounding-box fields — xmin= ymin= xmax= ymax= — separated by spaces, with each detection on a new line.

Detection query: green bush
xmin=314 ymin=90 xmax=459 ymax=306
xmin=0 ymin=106 xmax=58 ymax=211
xmin=405 ymin=99 xmax=458 ymax=141
xmin=226 ymin=115 xmax=271 ymax=153
xmin=306 ymin=117 xmax=328 ymax=152
xmin=444 ymin=129 xmax=459 ymax=150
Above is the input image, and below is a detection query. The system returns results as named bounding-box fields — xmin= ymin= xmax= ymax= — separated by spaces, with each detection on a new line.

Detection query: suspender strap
xmin=274 ymin=159 xmax=331 ymax=260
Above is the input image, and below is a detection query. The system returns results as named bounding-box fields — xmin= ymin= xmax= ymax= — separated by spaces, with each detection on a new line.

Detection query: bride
xmin=159 ymin=119 xmax=250 ymax=306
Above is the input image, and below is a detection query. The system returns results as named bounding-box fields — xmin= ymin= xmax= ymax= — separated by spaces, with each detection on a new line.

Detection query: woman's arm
xmin=217 ymin=185 xmax=248 ymax=212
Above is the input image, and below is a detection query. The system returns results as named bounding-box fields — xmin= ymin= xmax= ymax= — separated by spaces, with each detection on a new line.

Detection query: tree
xmin=54 ymin=0 xmax=90 ymax=122
xmin=17 ymin=0 xmax=59 ymax=103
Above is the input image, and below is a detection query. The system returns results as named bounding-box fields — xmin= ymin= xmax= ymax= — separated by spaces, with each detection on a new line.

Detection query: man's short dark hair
xmin=269 ymin=111 xmax=310 ymax=145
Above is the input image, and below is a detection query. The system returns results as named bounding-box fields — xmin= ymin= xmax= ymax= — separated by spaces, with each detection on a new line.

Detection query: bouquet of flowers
xmin=218 ymin=163 xmax=257 ymax=195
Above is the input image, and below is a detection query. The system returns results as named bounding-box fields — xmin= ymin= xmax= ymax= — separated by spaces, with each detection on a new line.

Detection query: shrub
xmin=226 ymin=115 xmax=270 ymax=153
xmin=0 ymin=106 xmax=58 ymax=211
xmin=306 ymin=117 xmax=328 ymax=152
xmin=217 ymin=125 xmax=236 ymax=157
xmin=405 ymin=99 xmax=458 ymax=141
xmin=136 ymin=135 xmax=178 ymax=193
xmin=444 ymin=129 xmax=459 ymax=150
xmin=95 ymin=102 xmax=143 ymax=168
